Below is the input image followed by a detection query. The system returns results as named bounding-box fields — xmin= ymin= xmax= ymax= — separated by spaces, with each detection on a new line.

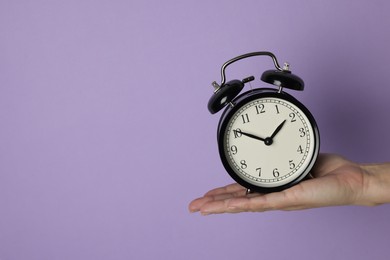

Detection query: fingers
xmin=188 ymin=183 xmax=248 ymax=214
xmin=199 ymin=197 xmax=252 ymax=214
xmin=189 ymin=183 xmax=271 ymax=214
xmin=188 ymin=196 xmax=215 ymax=213
xmin=198 ymin=187 xmax=302 ymax=214
xmin=189 ymin=178 xmax=329 ymax=215
xmin=204 ymin=183 xmax=246 ymax=196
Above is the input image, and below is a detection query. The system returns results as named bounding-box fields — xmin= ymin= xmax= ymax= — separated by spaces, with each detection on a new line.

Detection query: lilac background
xmin=1 ymin=0 xmax=390 ymax=259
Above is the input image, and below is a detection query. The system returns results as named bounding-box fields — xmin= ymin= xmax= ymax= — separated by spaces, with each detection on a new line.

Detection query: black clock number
xmin=275 ymin=105 xmax=280 ymax=114
xmin=233 ymin=129 xmax=242 ymax=138
xmin=289 ymin=112 xmax=296 ymax=122
xmin=255 ymin=104 xmax=265 ymax=114
xmin=256 ymin=167 xmax=262 ymax=177
xmin=289 ymin=160 xmax=296 ymax=169
xmin=230 ymin=145 xmax=238 ymax=155
xmin=241 ymin=113 xmax=250 ymax=124
xmin=297 ymin=145 xmax=303 ymax=154
xmin=273 ymin=168 xmax=280 ymax=178
xmin=240 ymin=160 xmax=247 ymax=169
xmin=299 ymin=128 xmax=306 ymax=137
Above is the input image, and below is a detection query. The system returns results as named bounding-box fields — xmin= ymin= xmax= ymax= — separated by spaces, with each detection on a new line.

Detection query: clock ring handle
xmin=217 ymin=51 xmax=285 ymax=88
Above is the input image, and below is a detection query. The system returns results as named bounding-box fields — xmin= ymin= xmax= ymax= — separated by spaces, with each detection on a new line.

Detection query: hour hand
xmin=234 ymin=130 xmax=265 ymax=142
xmin=270 ymin=120 xmax=286 ymax=139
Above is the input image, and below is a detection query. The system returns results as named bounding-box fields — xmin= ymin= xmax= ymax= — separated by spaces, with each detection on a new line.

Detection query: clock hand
xmin=234 ymin=130 xmax=266 ymax=143
xmin=270 ymin=119 xmax=287 ymax=139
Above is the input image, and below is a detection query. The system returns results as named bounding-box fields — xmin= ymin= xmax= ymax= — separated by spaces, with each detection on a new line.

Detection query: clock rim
xmin=217 ymin=88 xmax=320 ymax=193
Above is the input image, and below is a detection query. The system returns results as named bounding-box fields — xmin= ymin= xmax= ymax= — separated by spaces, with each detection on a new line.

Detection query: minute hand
xmin=237 ymin=130 xmax=266 ymax=142
xmin=270 ymin=120 xmax=287 ymax=139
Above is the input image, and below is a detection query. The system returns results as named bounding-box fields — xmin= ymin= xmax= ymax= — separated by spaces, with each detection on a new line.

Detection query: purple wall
xmin=1 ymin=1 xmax=390 ymax=259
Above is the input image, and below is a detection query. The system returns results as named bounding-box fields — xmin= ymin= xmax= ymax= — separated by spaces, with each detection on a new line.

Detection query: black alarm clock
xmin=208 ymin=51 xmax=320 ymax=194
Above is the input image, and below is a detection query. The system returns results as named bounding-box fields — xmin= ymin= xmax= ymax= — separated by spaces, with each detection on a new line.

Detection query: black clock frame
xmin=217 ymin=88 xmax=320 ymax=193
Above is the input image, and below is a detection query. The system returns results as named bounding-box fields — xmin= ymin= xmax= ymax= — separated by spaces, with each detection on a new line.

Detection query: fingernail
xmin=189 ymin=209 xmax=199 ymax=213
xmin=201 ymin=211 xmax=211 ymax=216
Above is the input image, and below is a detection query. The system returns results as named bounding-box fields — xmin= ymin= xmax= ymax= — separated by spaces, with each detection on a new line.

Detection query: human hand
xmin=189 ymin=154 xmax=384 ymax=215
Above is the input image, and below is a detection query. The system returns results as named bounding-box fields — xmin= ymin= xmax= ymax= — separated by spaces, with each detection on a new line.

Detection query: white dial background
xmin=224 ymin=97 xmax=316 ymax=188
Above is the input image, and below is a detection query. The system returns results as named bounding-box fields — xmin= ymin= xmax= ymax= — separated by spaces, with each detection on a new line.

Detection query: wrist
xmin=359 ymin=162 xmax=390 ymax=206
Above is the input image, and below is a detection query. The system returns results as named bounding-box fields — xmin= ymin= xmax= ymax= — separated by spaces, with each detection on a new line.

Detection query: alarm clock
xmin=208 ymin=51 xmax=320 ymax=193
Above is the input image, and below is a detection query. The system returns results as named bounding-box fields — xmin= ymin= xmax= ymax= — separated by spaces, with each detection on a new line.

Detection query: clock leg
xmin=246 ymin=188 xmax=254 ymax=195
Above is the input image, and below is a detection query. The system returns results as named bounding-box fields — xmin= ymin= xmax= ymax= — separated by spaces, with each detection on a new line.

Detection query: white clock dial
xmin=224 ymin=97 xmax=316 ymax=188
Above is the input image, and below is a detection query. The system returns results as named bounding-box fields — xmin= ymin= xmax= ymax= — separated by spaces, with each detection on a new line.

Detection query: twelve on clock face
xmin=220 ymin=95 xmax=318 ymax=190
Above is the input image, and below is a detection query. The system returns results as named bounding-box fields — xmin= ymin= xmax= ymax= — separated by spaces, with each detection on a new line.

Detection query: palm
xmin=189 ymin=154 xmax=368 ymax=214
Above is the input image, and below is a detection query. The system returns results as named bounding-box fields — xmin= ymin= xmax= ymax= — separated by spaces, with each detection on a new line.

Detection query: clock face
xmin=221 ymin=94 xmax=318 ymax=190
